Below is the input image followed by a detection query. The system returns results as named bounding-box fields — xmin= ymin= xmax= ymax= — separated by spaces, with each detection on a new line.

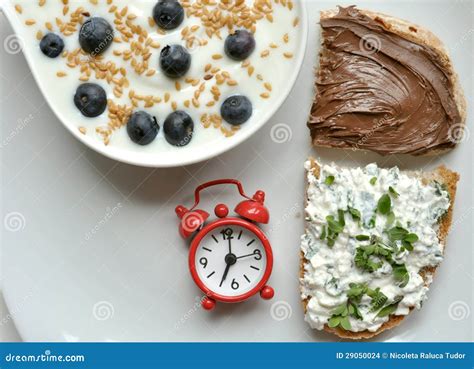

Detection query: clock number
xmin=253 ymin=249 xmax=262 ymax=260
xmin=220 ymin=228 xmax=233 ymax=240
xmin=199 ymin=257 xmax=208 ymax=268
xmin=231 ymin=278 xmax=239 ymax=290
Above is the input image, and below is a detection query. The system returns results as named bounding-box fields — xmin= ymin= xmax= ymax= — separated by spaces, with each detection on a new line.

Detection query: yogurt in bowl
xmin=2 ymin=0 xmax=307 ymax=167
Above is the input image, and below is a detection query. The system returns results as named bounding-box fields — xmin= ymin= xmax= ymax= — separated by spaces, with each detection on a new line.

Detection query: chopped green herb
xmin=404 ymin=233 xmax=419 ymax=243
xmin=370 ymin=177 xmax=377 ymax=185
xmin=354 ymin=236 xmax=395 ymax=272
xmin=376 ymin=296 xmax=403 ymax=317
xmin=388 ymin=186 xmax=399 ymax=198
xmin=350 ymin=302 xmax=363 ymax=320
xmin=325 ymin=175 xmax=335 ymax=185
xmin=387 ymin=226 xmax=408 ymax=241
xmin=338 ymin=209 xmax=345 ymax=226
xmin=433 ymin=180 xmax=448 ymax=196
xmin=320 ymin=226 xmax=327 ymax=240
xmin=326 ymin=215 xmax=344 ymax=233
xmin=354 ymin=247 xmax=383 ymax=272
xmin=323 ymin=212 xmax=346 ymax=247
xmin=331 ymin=303 xmax=348 ymax=316
xmin=367 ymin=215 xmax=376 ymax=228
xmin=377 ymin=194 xmax=391 ymax=215
xmin=340 ymin=316 xmax=351 ymax=330
xmin=346 ymin=283 xmax=367 ymax=303
xmin=355 ymin=234 xmax=370 ymax=241
xmin=386 ymin=211 xmax=395 ymax=227
xmin=328 ymin=316 xmax=341 ymax=328
xmin=348 ymin=206 xmax=361 ymax=221
xmin=393 ymin=264 xmax=409 ymax=287
xmin=367 ymin=288 xmax=388 ymax=312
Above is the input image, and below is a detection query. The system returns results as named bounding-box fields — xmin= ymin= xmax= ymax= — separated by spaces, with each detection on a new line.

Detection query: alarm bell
xmin=175 ymin=205 xmax=209 ymax=239
xmin=235 ymin=190 xmax=269 ymax=224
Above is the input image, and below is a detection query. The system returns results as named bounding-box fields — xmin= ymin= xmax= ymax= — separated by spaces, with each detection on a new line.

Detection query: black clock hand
xmin=236 ymin=250 xmax=261 ymax=260
xmin=219 ymin=253 xmax=237 ymax=287
xmin=219 ymin=263 xmax=231 ymax=287
xmin=236 ymin=252 xmax=256 ymax=259
xmin=228 ymin=237 xmax=232 ymax=254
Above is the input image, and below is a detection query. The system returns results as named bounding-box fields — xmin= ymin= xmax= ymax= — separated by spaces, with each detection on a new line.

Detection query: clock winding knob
xmin=214 ymin=204 xmax=229 ymax=218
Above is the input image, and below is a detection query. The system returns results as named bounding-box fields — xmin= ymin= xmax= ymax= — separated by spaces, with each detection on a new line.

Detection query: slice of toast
xmin=308 ymin=7 xmax=467 ymax=156
xmin=300 ymin=158 xmax=459 ymax=339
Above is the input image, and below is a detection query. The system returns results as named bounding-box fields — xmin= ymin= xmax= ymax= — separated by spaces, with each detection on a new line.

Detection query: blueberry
xmin=79 ymin=17 xmax=114 ymax=55
xmin=126 ymin=111 xmax=160 ymax=145
xmin=224 ymin=30 xmax=256 ymax=61
xmin=39 ymin=33 xmax=64 ymax=58
xmin=159 ymin=45 xmax=191 ymax=78
xmin=153 ymin=0 xmax=184 ymax=30
xmin=163 ymin=111 xmax=194 ymax=146
xmin=74 ymin=83 xmax=107 ymax=118
xmin=220 ymin=95 xmax=252 ymax=125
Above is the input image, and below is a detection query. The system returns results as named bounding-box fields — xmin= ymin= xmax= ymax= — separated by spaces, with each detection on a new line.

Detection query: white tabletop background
xmin=1 ymin=0 xmax=472 ymax=342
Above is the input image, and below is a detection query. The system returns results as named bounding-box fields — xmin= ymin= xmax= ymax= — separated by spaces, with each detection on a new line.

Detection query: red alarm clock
xmin=175 ymin=179 xmax=274 ymax=311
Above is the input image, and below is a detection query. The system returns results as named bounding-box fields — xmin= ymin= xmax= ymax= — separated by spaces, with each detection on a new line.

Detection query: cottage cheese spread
xmin=300 ymin=160 xmax=450 ymax=333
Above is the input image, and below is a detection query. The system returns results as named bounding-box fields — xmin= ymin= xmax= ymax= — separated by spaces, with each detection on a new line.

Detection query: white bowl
xmin=2 ymin=1 xmax=308 ymax=167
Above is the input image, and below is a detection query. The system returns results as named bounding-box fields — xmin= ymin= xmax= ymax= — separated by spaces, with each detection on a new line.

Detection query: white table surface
xmin=1 ymin=0 xmax=473 ymax=342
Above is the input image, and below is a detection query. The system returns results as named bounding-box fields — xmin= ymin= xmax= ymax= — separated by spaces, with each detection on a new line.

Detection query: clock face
xmin=194 ymin=224 xmax=267 ymax=297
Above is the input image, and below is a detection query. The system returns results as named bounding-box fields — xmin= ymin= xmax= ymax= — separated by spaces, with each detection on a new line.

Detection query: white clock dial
xmin=194 ymin=224 xmax=267 ymax=297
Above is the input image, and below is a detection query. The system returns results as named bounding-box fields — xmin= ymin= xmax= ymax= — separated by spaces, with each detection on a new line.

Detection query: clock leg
xmin=260 ymin=285 xmax=274 ymax=300
xmin=201 ymin=297 xmax=216 ymax=311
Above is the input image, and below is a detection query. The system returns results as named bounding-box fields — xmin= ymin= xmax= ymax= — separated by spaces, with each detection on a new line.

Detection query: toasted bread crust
xmin=300 ymin=159 xmax=459 ymax=339
xmin=312 ymin=9 xmax=467 ymax=157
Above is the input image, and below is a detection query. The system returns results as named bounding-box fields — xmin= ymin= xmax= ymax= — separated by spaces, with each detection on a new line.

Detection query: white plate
xmin=1 ymin=1 xmax=308 ymax=168
xmin=1 ymin=0 xmax=472 ymax=342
